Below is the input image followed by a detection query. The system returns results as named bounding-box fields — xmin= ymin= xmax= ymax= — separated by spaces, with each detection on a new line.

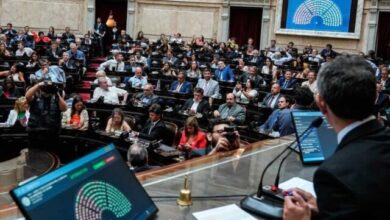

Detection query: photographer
xmin=25 ymin=80 xmax=67 ymax=153
xmin=207 ymin=119 xmax=241 ymax=155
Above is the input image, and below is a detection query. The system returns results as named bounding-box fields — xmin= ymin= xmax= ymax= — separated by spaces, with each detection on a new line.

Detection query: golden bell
xmin=106 ymin=10 xmax=116 ymax=28
xmin=177 ymin=175 xmax=192 ymax=206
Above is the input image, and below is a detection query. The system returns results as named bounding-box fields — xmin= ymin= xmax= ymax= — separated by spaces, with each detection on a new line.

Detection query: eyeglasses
xmin=212 ymin=129 xmax=224 ymax=133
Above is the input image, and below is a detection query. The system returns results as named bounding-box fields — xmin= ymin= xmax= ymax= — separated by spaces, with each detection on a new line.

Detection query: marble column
xmin=221 ymin=0 xmax=230 ymax=42
xmin=127 ymin=0 xmax=135 ymax=37
xmin=366 ymin=2 xmax=379 ymax=52
xmin=260 ymin=6 xmax=271 ymax=50
xmin=86 ymin=0 xmax=96 ymax=32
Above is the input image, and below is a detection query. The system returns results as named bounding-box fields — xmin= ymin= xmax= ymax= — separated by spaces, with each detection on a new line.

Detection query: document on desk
xmin=279 ymin=177 xmax=317 ymax=198
xmin=193 ymin=204 xmax=256 ymax=220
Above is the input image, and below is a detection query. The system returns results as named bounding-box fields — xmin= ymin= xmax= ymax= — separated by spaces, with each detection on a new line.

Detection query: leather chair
xmin=163 ymin=121 xmax=178 ymax=146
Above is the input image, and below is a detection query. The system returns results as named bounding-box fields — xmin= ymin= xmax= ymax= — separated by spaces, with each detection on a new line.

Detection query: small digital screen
xmin=285 ymin=0 xmax=353 ymax=33
xmin=11 ymin=144 xmax=158 ymax=220
xmin=291 ymin=111 xmax=338 ymax=164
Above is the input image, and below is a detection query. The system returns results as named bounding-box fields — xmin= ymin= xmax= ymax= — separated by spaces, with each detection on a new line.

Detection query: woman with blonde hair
xmin=105 ymin=108 xmax=131 ymax=134
xmin=178 ymin=116 xmax=207 ymax=152
xmin=0 ymin=96 xmax=29 ymax=127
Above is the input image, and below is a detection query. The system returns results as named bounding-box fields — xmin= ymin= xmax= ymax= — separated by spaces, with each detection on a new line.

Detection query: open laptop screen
xmin=11 ymin=144 xmax=158 ymax=220
xmin=291 ymin=111 xmax=338 ymax=165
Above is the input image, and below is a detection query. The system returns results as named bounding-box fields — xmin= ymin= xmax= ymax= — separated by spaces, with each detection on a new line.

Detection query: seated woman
xmin=9 ymin=64 xmax=25 ymax=82
xmin=61 ymin=95 xmax=89 ymax=130
xmin=0 ymin=96 xmax=29 ymax=128
xmin=0 ymin=78 xmax=22 ymax=99
xmin=161 ymin=62 xmax=177 ymax=77
xmin=186 ymin=61 xmax=201 ymax=79
xmin=0 ymin=42 xmax=11 ymax=59
xmin=232 ymin=80 xmax=258 ymax=104
xmin=26 ymin=52 xmax=40 ymax=68
xmin=105 ymin=108 xmax=131 ymax=134
xmin=177 ymin=117 xmax=207 ymax=154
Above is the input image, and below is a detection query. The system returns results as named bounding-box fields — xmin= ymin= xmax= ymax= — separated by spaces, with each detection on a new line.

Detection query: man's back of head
xmin=317 ymin=55 xmax=376 ymax=120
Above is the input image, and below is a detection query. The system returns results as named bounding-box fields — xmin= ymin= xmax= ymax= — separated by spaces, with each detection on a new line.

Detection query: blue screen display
xmin=286 ymin=0 xmax=352 ymax=32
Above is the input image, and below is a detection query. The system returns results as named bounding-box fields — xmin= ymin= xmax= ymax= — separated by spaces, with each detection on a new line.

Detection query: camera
xmin=224 ymin=126 xmax=237 ymax=143
xmin=41 ymin=81 xmax=59 ymax=94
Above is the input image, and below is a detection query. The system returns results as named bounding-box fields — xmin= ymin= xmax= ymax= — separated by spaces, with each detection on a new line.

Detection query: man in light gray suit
xmin=213 ymin=93 xmax=246 ymax=125
xmin=196 ymin=68 xmax=220 ymax=99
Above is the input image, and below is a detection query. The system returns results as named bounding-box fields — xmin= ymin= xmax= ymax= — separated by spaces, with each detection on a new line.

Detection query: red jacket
xmin=179 ymin=130 xmax=207 ymax=150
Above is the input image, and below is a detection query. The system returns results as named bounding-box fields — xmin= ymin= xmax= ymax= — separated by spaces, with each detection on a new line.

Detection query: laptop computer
xmin=291 ymin=111 xmax=338 ymax=165
xmin=10 ymin=144 xmax=158 ymax=220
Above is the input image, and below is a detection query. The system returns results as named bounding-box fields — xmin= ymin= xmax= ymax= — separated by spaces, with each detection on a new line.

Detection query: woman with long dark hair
xmin=61 ymin=95 xmax=89 ymax=130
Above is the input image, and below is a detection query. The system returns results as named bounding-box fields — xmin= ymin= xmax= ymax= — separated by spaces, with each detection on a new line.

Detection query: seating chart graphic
xmin=286 ymin=0 xmax=352 ymax=32
xmin=75 ymin=181 xmax=132 ymax=220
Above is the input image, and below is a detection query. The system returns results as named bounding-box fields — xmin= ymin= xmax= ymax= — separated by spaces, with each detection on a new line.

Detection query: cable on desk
xmin=151 ymin=194 xmax=247 ymax=199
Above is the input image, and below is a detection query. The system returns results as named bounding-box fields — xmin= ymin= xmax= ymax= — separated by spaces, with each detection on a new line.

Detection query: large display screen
xmin=285 ymin=0 xmax=352 ymax=32
xmin=11 ymin=144 xmax=158 ymax=220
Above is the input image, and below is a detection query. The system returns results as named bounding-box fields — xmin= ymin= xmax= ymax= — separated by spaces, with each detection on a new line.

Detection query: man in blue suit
xmin=169 ymin=72 xmax=192 ymax=94
xmin=215 ymin=61 xmax=234 ymax=82
xmin=278 ymin=70 xmax=297 ymax=89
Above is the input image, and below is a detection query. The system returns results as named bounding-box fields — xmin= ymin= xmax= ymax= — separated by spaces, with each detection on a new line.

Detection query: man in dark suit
xmin=262 ymin=83 xmax=281 ymax=109
xmin=278 ymin=70 xmax=297 ymax=89
xmin=215 ymin=60 xmax=234 ymax=82
xmin=94 ymin=17 xmax=106 ymax=56
xmin=169 ymin=72 xmax=192 ymax=94
xmin=283 ymin=55 xmax=390 ymax=220
xmin=136 ymin=104 xmax=169 ymax=144
xmin=181 ymin=88 xmax=210 ymax=116
xmin=133 ymin=83 xmax=160 ymax=107
xmin=238 ymin=66 xmax=264 ymax=88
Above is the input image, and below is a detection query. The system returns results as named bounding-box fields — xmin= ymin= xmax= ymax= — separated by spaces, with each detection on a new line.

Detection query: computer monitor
xmin=291 ymin=111 xmax=338 ymax=165
xmin=10 ymin=144 xmax=158 ymax=220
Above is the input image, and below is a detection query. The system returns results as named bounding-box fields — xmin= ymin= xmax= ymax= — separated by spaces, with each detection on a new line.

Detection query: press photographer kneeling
xmin=25 ymin=79 xmax=67 ymax=156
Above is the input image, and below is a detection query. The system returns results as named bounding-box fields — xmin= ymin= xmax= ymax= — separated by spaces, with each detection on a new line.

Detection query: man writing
xmin=283 ymin=55 xmax=390 ymax=220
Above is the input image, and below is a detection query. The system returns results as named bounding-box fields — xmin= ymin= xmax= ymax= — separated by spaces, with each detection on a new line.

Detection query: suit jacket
xmin=134 ymin=92 xmax=159 ymax=107
xmin=278 ymin=77 xmax=297 ymax=89
xmin=139 ymin=120 xmax=169 ymax=144
xmin=169 ymin=80 xmax=192 ymax=94
xmin=217 ymin=103 xmax=246 ymax=125
xmin=215 ymin=66 xmax=235 ymax=82
xmin=238 ymin=73 xmax=264 ymax=88
xmin=262 ymin=93 xmax=281 ymax=109
xmin=181 ymin=99 xmax=210 ymax=115
xmin=314 ymin=119 xmax=390 ymax=220
xmin=195 ymin=79 xmax=220 ymax=98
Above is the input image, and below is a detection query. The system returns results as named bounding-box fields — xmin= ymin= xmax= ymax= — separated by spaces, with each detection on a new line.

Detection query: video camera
xmin=40 ymin=81 xmax=63 ymax=94
xmin=224 ymin=126 xmax=238 ymax=143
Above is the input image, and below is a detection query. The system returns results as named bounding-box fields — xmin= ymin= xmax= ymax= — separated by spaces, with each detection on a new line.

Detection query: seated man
xmin=195 ymin=68 xmax=220 ymax=99
xmin=134 ymin=51 xmax=148 ymax=70
xmin=46 ymin=42 xmax=62 ymax=61
xmin=181 ymin=88 xmax=210 ymax=116
xmin=58 ymin=52 xmax=77 ymax=70
xmin=238 ymin=66 xmax=264 ymax=88
xmin=67 ymin=42 xmax=86 ymax=66
xmin=127 ymin=142 xmax=159 ymax=172
xmin=133 ymin=83 xmax=160 ymax=107
xmin=98 ymin=52 xmax=125 ymax=72
xmin=169 ymin=71 xmax=192 ymax=94
xmin=135 ymin=104 xmax=170 ymax=144
xmin=32 ymin=59 xmax=66 ymax=83
xmin=259 ymin=95 xmax=291 ymax=134
xmin=91 ymin=77 xmax=128 ymax=105
xmin=162 ymin=51 xmax=178 ymax=66
xmin=213 ymin=93 xmax=246 ymax=125
xmin=207 ymin=119 xmax=241 ymax=155
xmin=215 ymin=60 xmax=234 ymax=82
xmin=262 ymin=83 xmax=281 ymax=109
xmin=278 ymin=70 xmax=297 ymax=89
xmin=273 ymin=87 xmax=314 ymax=137
xmin=126 ymin=67 xmax=148 ymax=88
xmin=271 ymin=50 xmax=293 ymax=66
xmin=15 ymin=41 xmax=34 ymax=57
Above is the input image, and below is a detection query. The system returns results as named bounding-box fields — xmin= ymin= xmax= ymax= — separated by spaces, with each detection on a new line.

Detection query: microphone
xmin=240 ymin=116 xmax=323 ymax=219
xmin=272 ymin=117 xmax=323 ymax=193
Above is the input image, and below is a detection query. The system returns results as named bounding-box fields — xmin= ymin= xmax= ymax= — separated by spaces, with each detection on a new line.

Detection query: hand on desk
xmin=283 ymin=188 xmax=318 ymax=220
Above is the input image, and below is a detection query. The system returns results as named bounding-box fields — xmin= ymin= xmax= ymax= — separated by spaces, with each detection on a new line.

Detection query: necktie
xmin=148 ymin=122 xmax=155 ymax=135
xmin=283 ymin=80 xmax=289 ymax=89
xmin=204 ymin=81 xmax=209 ymax=95
xmin=268 ymin=95 xmax=275 ymax=107
xmin=176 ymin=83 xmax=183 ymax=92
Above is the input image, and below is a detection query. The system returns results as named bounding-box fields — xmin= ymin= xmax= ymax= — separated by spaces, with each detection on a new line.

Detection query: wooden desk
xmin=137 ymin=136 xmax=317 ymax=219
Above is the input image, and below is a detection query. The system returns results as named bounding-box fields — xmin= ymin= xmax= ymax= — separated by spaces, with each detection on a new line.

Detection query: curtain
xmin=229 ymin=7 xmax=263 ymax=49
xmin=377 ymin=12 xmax=390 ymax=60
